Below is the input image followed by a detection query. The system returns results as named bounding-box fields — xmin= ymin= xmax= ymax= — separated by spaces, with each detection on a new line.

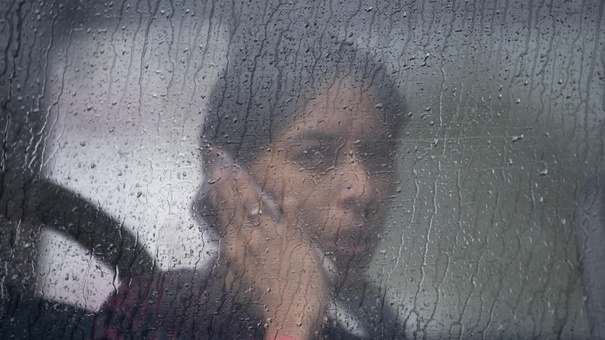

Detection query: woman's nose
xmin=336 ymin=153 xmax=375 ymax=209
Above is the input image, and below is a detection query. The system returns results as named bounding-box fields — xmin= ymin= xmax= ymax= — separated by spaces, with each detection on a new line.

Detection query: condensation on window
xmin=1 ymin=1 xmax=603 ymax=339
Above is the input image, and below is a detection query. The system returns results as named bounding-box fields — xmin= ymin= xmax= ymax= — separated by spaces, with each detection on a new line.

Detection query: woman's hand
xmin=205 ymin=150 xmax=328 ymax=340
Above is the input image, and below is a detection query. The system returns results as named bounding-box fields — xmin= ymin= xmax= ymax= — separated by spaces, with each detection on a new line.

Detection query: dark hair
xmin=201 ymin=42 xmax=407 ymax=168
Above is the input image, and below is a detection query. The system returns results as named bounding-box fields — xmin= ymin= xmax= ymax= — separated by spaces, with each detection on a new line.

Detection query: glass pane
xmin=1 ymin=0 xmax=603 ymax=338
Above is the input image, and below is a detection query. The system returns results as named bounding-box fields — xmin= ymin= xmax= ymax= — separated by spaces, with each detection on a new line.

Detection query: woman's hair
xmin=201 ymin=42 xmax=407 ymax=167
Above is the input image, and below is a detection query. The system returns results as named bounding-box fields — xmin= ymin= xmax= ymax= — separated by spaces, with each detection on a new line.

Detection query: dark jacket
xmin=92 ymin=263 xmax=405 ymax=339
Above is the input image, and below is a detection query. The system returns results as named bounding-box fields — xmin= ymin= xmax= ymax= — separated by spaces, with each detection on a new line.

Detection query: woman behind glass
xmin=95 ymin=42 xmax=408 ymax=339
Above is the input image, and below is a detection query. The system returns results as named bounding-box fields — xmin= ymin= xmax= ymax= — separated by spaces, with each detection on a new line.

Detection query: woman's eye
xmin=292 ymin=144 xmax=336 ymax=171
xmin=300 ymin=146 xmax=325 ymax=162
xmin=358 ymin=142 xmax=395 ymax=172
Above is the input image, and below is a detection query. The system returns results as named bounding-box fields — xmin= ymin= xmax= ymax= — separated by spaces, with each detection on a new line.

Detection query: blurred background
xmin=1 ymin=0 xmax=603 ymax=338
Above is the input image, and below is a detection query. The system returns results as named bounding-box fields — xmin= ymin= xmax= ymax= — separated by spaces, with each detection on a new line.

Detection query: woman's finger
xmin=202 ymin=149 xmax=328 ymax=339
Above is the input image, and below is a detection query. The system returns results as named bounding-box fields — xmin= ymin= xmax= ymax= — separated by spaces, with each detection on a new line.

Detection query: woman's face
xmin=249 ymin=79 xmax=398 ymax=270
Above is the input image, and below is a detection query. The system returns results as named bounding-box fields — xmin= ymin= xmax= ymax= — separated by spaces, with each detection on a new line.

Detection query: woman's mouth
xmin=327 ymin=227 xmax=378 ymax=259
xmin=334 ymin=239 xmax=371 ymax=257
xmin=313 ymin=219 xmax=383 ymax=267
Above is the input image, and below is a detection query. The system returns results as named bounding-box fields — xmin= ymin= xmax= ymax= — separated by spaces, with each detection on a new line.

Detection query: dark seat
xmin=0 ymin=179 xmax=158 ymax=339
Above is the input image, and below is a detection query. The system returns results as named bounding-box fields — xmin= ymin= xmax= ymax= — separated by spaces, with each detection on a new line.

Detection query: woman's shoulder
xmin=93 ymin=266 xmax=404 ymax=339
xmin=93 ymin=264 xmax=266 ymax=339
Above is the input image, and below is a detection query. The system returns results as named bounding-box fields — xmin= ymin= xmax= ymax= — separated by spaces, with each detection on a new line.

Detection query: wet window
xmin=1 ymin=1 xmax=604 ymax=338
